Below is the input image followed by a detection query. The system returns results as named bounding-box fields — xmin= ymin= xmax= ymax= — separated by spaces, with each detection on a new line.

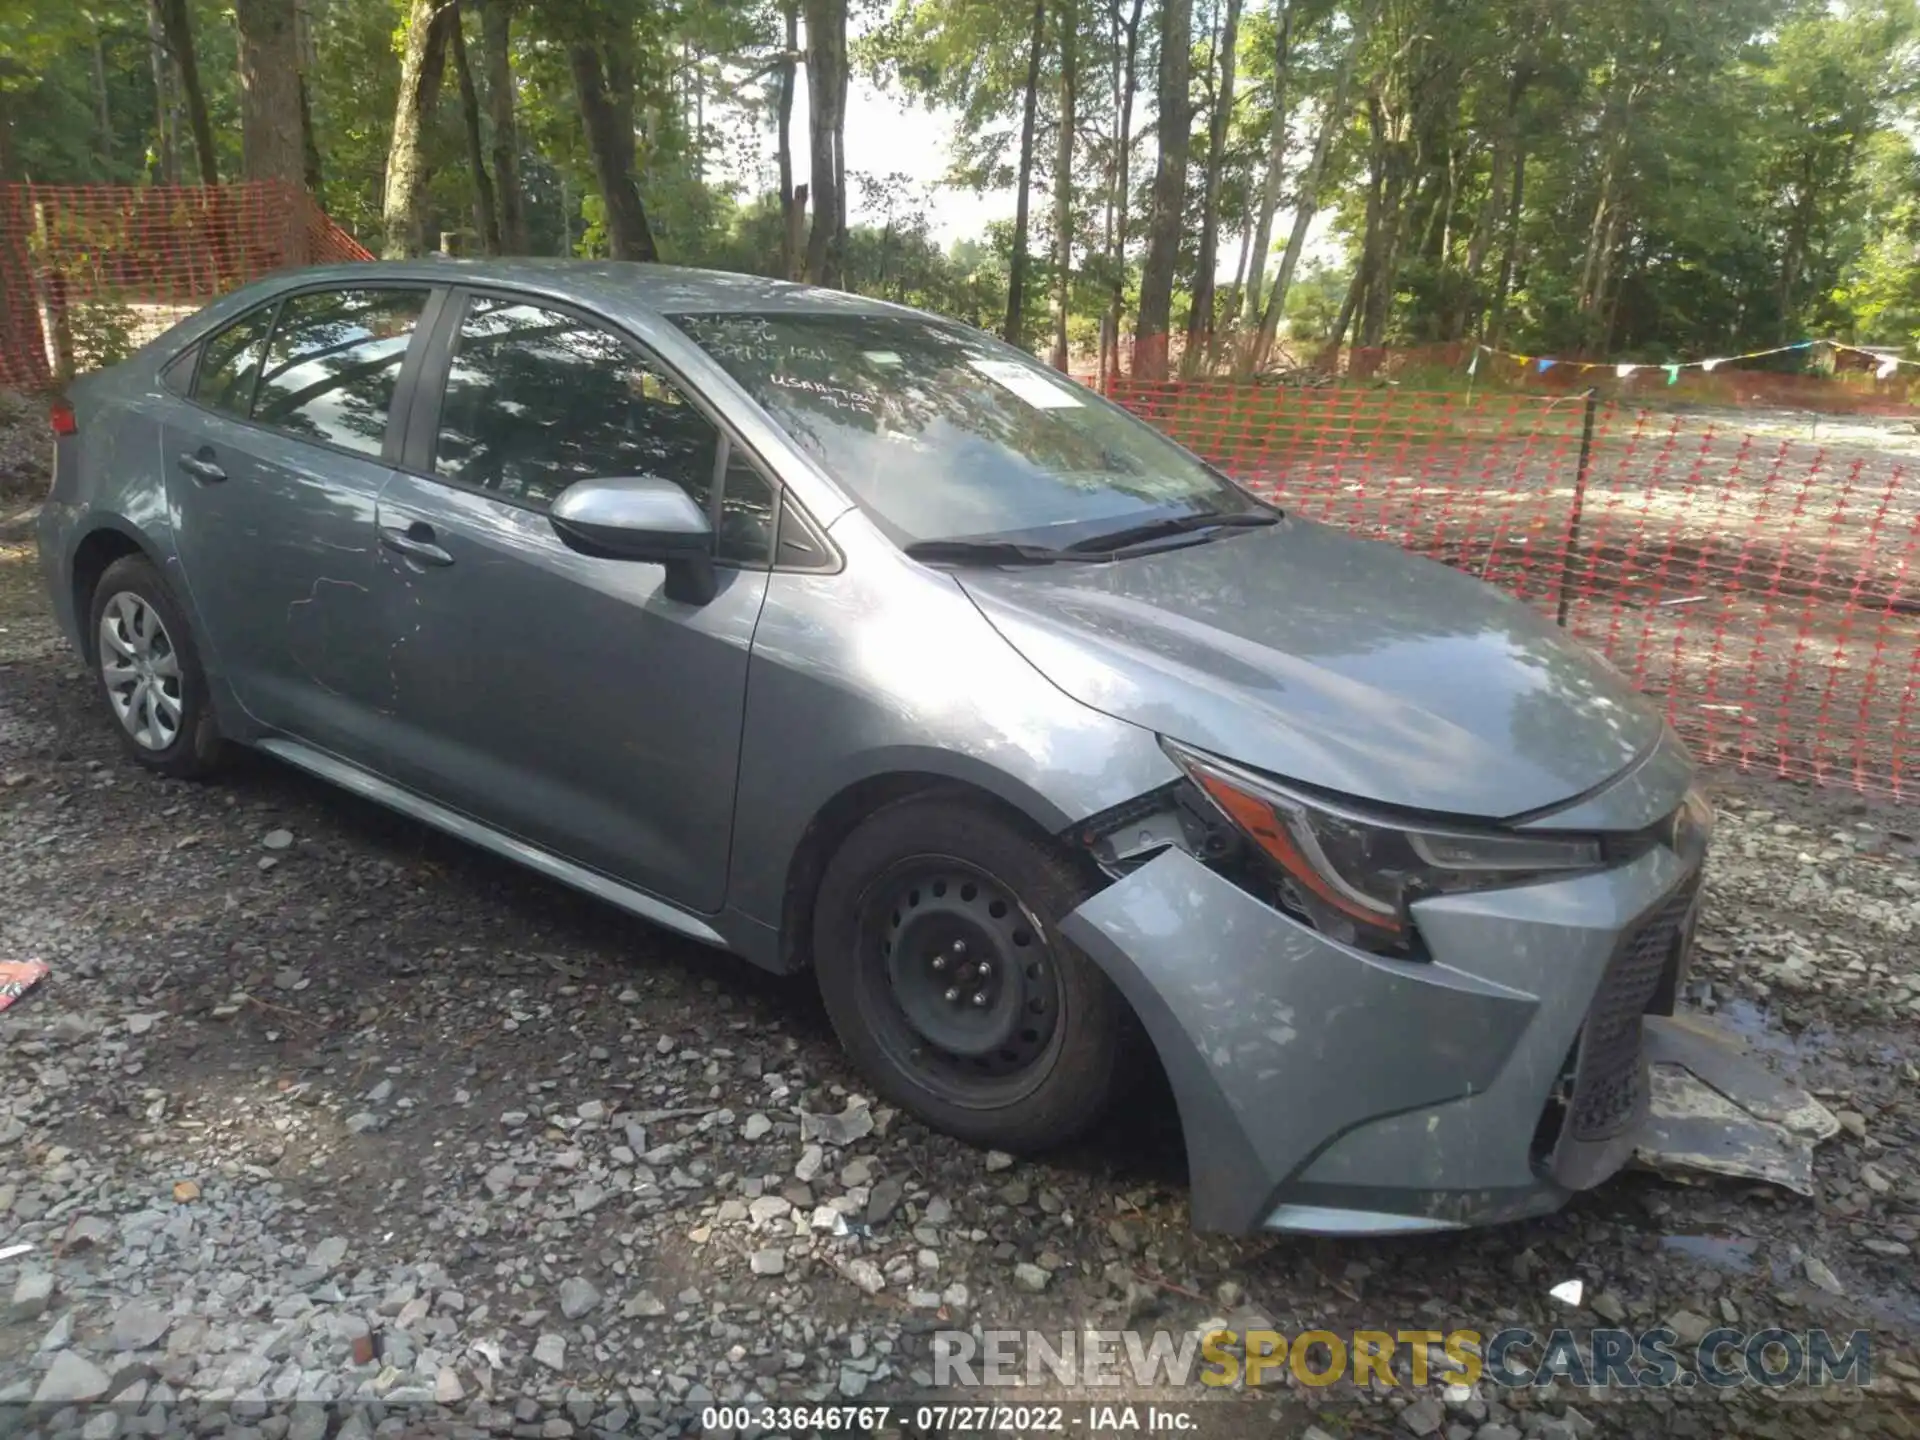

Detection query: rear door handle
xmin=176 ymin=452 xmax=226 ymax=484
xmin=379 ymin=523 xmax=454 ymax=567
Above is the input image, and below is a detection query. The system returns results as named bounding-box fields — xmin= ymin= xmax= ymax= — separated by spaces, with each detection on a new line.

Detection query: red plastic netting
xmin=1107 ymin=381 xmax=1920 ymax=800
xmin=0 ymin=181 xmax=370 ymax=391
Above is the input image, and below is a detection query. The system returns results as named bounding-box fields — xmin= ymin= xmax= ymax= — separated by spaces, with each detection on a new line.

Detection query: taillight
xmin=50 ymin=399 xmax=77 ymax=438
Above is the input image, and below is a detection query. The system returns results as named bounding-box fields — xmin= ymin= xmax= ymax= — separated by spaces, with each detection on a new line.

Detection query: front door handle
xmin=176 ymin=451 xmax=226 ymax=484
xmin=379 ymin=523 xmax=454 ymax=567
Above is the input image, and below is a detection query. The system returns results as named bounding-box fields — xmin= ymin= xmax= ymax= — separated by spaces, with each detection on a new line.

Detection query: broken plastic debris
xmin=1549 ymin=1279 xmax=1584 ymax=1307
xmin=1634 ymin=1013 xmax=1839 ymax=1197
xmin=0 ymin=960 xmax=48 ymax=1015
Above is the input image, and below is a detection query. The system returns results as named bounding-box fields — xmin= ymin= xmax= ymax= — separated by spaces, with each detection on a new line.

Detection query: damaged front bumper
xmin=1061 ymin=841 xmax=1710 ymax=1235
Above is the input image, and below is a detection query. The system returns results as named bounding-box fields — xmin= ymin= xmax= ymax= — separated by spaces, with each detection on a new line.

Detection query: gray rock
xmin=63 ymin=1216 xmax=113 ymax=1250
xmin=262 ymin=829 xmax=294 ymax=850
xmin=742 ymin=1113 xmax=772 ymax=1142
xmin=1664 ymin=1309 xmax=1713 ymax=1347
xmin=1803 ymin=1255 xmax=1845 ymax=1294
xmin=795 ymin=1143 xmax=825 ymax=1183
xmin=750 ymin=1247 xmax=787 ymax=1277
xmin=33 ymin=1351 xmax=112 ymax=1405
xmin=801 ymin=1101 xmax=874 ymax=1147
xmin=1401 ymin=1397 xmax=1445 ymax=1436
xmin=985 ymin=1150 xmax=1015 ymax=1172
xmin=10 ymin=1271 xmax=53 ymax=1321
xmin=533 ymin=1333 xmax=567 ymax=1372
xmin=434 ymin=1367 xmax=465 ymax=1403
xmin=841 ymin=1259 xmax=885 ymax=1295
xmin=1012 ymin=1263 xmax=1050 ymax=1294
xmin=749 ymin=1195 xmax=793 ymax=1228
xmin=558 ymin=1277 xmax=601 ymax=1320
xmin=866 ymin=1176 xmax=905 ymax=1227
xmin=109 ymin=1303 xmax=171 ymax=1351
xmin=81 ymin=1411 xmax=119 ymax=1440
xmin=621 ymin=1291 xmax=667 ymax=1320
xmin=307 ymin=1236 xmax=348 ymax=1271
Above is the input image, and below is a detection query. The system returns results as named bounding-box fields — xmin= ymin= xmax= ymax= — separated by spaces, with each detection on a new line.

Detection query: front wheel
xmin=812 ymin=795 xmax=1134 ymax=1152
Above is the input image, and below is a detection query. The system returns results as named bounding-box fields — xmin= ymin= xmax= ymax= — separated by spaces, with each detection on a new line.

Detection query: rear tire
xmin=812 ymin=794 xmax=1133 ymax=1152
xmin=89 ymin=555 xmax=225 ymax=779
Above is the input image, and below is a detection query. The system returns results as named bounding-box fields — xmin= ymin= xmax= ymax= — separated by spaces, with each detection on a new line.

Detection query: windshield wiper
xmin=1064 ymin=508 xmax=1280 ymax=554
xmin=903 ymin=538 xmax=1087 ymax=567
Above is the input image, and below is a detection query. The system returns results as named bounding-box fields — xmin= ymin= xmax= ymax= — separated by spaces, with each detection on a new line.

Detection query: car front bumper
xmin=1060 ymin=839 xmax=1700 ymax=1235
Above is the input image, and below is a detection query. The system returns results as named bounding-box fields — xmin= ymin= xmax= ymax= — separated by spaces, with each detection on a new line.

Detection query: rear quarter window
xmin=194 ymin=305 xmax=278 ymax=416
xmin=159 ymin=345 xmax=198 ymax=396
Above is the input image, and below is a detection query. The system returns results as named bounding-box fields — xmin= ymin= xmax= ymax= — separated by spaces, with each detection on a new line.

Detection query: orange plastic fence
xmin=2 ymin=186 xmax=1913 ymax=799
xmin=0 ymin=181 xmax=370 ymax=391
xmin=1107 ymin=380 xmax=1920 ymax=799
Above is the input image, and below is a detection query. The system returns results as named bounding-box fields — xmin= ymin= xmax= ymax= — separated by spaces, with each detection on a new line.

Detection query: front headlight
xmin=1162 ymin=739 xmax=1604 ymax=955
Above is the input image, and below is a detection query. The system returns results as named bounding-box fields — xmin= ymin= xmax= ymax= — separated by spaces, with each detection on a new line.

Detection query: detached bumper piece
xmin=1635 ymin=1012 xmax=1839 ymax=1196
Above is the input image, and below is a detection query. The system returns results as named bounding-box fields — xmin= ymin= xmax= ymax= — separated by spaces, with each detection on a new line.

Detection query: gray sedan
xmin=39 ymin=260 xmax=1711 ymax=1236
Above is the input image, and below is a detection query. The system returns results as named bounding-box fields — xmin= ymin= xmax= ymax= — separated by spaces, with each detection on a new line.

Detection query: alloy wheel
xmin=98 ymin=591 xmax=183 ymax=751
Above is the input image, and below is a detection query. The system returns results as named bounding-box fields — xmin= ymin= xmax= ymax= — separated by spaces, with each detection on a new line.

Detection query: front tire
xmin=89 ymin=554 xmax=224 ymax=779
xmin=812 ymin=794 xmax=1133 ymax=1152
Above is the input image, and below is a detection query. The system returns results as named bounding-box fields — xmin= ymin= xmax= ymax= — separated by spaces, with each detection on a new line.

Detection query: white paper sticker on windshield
xmin=967 ymin=358 xmax=1083 ymax=409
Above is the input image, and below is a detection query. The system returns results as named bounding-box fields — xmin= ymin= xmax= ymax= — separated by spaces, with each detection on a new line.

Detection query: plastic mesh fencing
xmin=1107 ymin=381 xmax=1920 ymax=800
xmin=0 ymin=181 xmax=371 ymax=391
xmin=2 ymin=187 xmax=1913 ymax=801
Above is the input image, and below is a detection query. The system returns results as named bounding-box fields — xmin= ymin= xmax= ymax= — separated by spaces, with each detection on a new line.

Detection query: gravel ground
xmin=2 ymin=410 xmax=1919 ymax=1439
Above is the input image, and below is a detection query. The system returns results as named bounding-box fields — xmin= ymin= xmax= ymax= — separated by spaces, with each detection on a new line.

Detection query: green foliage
xmin=0 ymin=0 xmax=1913 ymax=368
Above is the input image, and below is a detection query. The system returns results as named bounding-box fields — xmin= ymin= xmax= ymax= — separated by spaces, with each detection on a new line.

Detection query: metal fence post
xmin=1555 ymin=387 xmax=1601 ymax=628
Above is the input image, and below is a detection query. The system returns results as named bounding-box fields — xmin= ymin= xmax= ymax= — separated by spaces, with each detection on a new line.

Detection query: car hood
xmin=955 ymin=516 xmax=1664 ymax=820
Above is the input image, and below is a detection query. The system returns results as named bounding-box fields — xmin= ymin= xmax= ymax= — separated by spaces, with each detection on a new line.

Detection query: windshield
xmin=670 ymin=311 xmax=1264 ymax=548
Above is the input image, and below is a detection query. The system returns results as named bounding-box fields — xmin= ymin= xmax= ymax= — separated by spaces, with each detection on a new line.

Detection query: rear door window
xmin=193 ymin=305 xmax=277 ymax=417
xmin=252 ymin=288 xmax=429 ymax=458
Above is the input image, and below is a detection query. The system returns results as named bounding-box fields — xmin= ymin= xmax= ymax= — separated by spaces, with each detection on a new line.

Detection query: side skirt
xmin=255 ymin=737 xmax=731 ymax=950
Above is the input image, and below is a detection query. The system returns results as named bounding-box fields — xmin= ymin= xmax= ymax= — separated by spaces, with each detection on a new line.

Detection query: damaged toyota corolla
xmin=43 ymin=261 xmax=1717 ymax=1235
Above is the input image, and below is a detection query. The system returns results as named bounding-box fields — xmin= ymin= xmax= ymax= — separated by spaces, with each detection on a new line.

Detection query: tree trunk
xmin=479 ymin=0 xmax=528 ymax=252
xmin=382 ymin=0 xmax=453 ymax=257
xmin=803 ymin=0 xmax=849 ymax=286
xmin=1486 ymin=141 xmax=1525 ymax=348
xmin=296 ymin=0 xmax=322 ymax=194
xmin=1183 ymin=0 xmax=1241 ymax=374
xmin=147 ymin=1 xmax=178 ymax=183
xmin=1103 ymin=0 xmax=1145 ymax=387
xmin=155 ymin=0 xmax=218 ymax=184
xmin=235 ymin=0 xmax=307 ymax=185
xmin=570 ymin=41 xmax=659 ymax=262
xmin=448 ymin=5 xmax=500 ymax=253
xmin=777 ymin=0 xmax=802 ymax=279
xmin=1133 ymin=0 xmax=1191 ymax=380
xmin=1241 ymin=0 xmax=1291 ymax=325
xmin=1050 ymin=0 xmax=1077 ymax=369
xmin=90 ymin=18 xmax=113 ymax=164
xmin=1248 ymin=19 xmax=1356 ymax=371
xmin=1215 ymin=214 xmax=1251 ymax=357
xmin=1358 ymin=98 xmax=1409 ymax=354
xmin=1005 ymin=0 xmax=1047 ymax=345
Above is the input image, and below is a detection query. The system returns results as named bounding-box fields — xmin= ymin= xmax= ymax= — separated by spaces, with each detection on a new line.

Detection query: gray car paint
xmin=1063 ymin=838 xmax=1693 ymax=1233
xmin=40 ymin=258 xmax=1707 ymax=1237
xmin=956 ymin=516 xmax=1667 ymax=820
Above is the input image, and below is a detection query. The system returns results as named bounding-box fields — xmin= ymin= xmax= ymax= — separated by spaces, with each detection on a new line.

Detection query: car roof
xmin=258 ymin=258 xmax=915 ymax=321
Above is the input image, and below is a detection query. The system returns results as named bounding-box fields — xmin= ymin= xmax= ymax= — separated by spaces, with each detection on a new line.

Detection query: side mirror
xmin=550 ymin=476 xmax=717 ymax=604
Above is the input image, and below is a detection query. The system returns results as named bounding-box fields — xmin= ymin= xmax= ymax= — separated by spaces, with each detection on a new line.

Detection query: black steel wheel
xmin=813 ymin=794 xmax=1135 ymax=1151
